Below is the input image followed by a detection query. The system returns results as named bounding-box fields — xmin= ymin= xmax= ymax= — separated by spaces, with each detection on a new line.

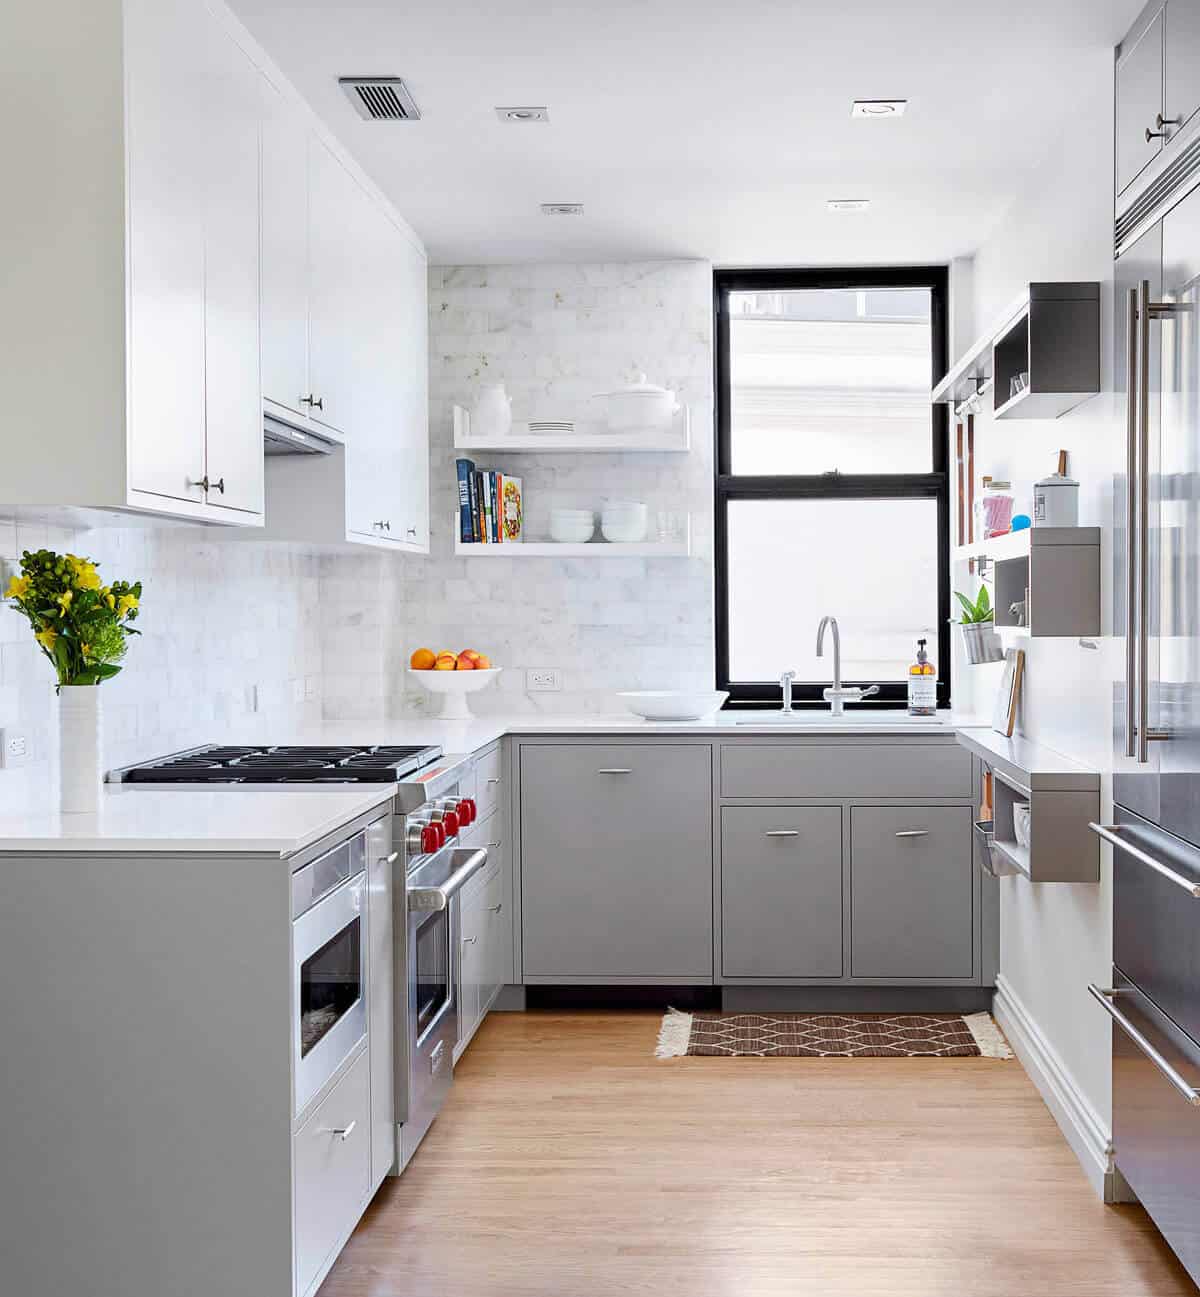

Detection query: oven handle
xmin=1089 ymin=823 xmax=1200 ymax=897
xmin=1088 ymin=984 xmax=1200 ymax=1106
xmin=407 ymin=847 xmax=489 ymax=912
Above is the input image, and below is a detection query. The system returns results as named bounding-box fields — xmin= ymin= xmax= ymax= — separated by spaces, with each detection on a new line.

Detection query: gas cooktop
xmin=115 ymin=743 xmax=443 ymax=784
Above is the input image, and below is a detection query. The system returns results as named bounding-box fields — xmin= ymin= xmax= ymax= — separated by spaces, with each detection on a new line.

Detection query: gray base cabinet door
xmin=520 ymin=744 xmax=713 ymax=980
xmin=721 ymin=806 xmax=842 ymax=978
xmin=850 ymin=806 xmax=974 ymax=979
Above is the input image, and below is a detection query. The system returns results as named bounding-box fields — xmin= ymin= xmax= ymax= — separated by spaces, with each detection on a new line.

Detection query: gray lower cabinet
xmin=850 ymin=805 xmax=975 ymax=979
xmin=721 ymin=806 xmax=842 ymax=978
xmin=520 ymin=743 xmax=714 ymax=980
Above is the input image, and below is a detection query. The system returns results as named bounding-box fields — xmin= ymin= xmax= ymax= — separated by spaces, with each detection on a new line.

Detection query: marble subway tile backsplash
xmin=395 ymin=258 xmax=716 ymax=715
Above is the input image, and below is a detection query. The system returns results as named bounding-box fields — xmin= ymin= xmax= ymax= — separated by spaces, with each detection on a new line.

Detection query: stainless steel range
xmin=113 ymin=741 xmax=488 ymax=1173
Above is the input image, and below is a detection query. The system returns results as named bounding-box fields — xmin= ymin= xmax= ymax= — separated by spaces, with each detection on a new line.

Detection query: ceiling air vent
xmin=338 ymin=77 xmax=421 ymax=121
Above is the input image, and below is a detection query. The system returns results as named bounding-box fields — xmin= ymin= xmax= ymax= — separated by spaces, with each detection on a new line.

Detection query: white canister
xmin=471 ymin=382 xmax=512 ymax=440
xmin=58 ymin=684 xmax=102 ymax=815
xmin=1033 ymin=450 xmax=1079 ymax=527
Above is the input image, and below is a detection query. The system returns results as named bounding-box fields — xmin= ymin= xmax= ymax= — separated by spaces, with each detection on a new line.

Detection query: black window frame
xmin=714 ymin=265 xmax=951 ymax=710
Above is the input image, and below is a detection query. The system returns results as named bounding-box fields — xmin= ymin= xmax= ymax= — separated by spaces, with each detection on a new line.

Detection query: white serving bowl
xmin=600 ymin=501 xmax=648 ymax=543
xmin=550 ymin=514 xmax=595 ymax=543
xmin=594 ymin=374 xmax=679 ymax=433
xmin=616 ymin=690 xmax=729 ymax=721
xmin=409 ymin=667 xmax=502 ymax=719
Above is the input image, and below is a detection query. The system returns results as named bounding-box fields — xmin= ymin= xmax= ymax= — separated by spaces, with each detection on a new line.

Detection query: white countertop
xmin=0 ymin=710 xmax=978 ymax=854
xmin=0 ymin=784 xmax=396 ymax=857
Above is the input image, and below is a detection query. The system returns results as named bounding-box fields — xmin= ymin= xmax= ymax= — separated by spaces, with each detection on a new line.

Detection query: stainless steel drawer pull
xmin=895 ymin=830 xmax=930 ymax=838
xmin=1087 ymin=985 xmax=1200 ymax=1107
xmin=463 ymin=935 xmax=477 ymax=945
xmin=322 ymin=1120 xmax=357 ymax=1141
xmin=489 ymin=902 xmax=503 ymax=914
xmin=1089 ymin=823 xmax=1200 ymax=897
xmin=764 ymin=830 xmax=800 ymax=838
xmin=597 ymin=768 xmax=632 ymax=775
xmin=486 ymin=841 xmax=501 ymax=849
xmin=486 ymin=777 xmax=502 ymax=785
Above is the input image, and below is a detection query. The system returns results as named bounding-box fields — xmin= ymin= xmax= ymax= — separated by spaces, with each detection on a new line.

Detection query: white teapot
xmin=472 ymin=382 xmax=512 ymax=439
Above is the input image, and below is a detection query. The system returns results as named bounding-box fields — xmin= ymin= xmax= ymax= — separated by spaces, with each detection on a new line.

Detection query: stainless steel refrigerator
xmin=1095 ymin=170 xmax=1200 ymax=1280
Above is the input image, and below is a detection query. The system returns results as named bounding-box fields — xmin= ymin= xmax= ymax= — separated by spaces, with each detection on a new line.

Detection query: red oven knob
xmin=459 ymin=797 xmax=476 ymax=825
xmin=421 ymin=823 xmax=441 ymax=854
xmin=442 ymin=810 xmax=461 ymax=837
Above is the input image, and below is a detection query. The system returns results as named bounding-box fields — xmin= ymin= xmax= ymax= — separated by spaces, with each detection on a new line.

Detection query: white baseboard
xmin=993 ymin=975 xmax=1124 ymax=1202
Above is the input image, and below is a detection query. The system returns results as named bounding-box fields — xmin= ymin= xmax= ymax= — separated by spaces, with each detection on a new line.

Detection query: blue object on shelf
xmin=1011 ymin=514 xmax=1032 ymax=531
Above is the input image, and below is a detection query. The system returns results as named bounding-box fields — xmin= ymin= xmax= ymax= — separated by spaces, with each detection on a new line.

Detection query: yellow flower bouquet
xmin=5 ymin=549 xmax=143 ymax=688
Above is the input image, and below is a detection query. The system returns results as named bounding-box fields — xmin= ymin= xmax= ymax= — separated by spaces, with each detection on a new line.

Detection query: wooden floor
xmin=320 ymin=1012 xmax=1196 ymax=1297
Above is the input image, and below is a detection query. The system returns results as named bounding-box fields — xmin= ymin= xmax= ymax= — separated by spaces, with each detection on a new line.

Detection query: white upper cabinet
xmin=258 ymin=95 xmax=430 ymax=553
xmin=1165 ymin=0 xmax=1200 ymax=137
xmin=260 ymin=82 xmax=311 ymax=426
xmin=3 ymin=0 xmax=264 ymax=525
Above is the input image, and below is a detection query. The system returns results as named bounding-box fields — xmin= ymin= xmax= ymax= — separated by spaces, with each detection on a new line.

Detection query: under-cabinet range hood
xmin=264 ymin=413 xmax=337 ymax=456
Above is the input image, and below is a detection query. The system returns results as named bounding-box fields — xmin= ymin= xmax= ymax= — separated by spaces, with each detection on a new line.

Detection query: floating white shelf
xmin=451 ymin=404 xmax=691 ymax=453
xmin=453 ymin=514 xmax=691 ymax=558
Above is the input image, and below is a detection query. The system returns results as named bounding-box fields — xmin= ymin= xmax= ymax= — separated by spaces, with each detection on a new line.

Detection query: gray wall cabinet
xmin=519 ymin=743 xmax=714 ymax=981
xmin=849 ymin=805 xmax=976 ymax=979
xmin=721 ymin=806 xmax=843 ymax=978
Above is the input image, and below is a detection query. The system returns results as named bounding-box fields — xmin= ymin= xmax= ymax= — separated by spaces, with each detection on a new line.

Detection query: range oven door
xmin=293 ymin=871 xmax=368 ymax=1115
xmin=401 ymin=846 xmax=488 ymax=1168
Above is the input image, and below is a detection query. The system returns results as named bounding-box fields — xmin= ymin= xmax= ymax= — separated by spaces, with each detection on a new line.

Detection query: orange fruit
xmin=460 ymin=649 xmax=481 ymax=662
xmin=410 ymin=647 xmax=436 ymax=671
xmin=475 ymin=654 xmax=492 ymax=670
xmin=456 ymin=652 xmax=476 ymax=671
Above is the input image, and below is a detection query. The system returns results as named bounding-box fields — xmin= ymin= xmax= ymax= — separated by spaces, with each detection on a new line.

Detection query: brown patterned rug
xmin=655 ymin=1010 xmax=1012 ymax=1059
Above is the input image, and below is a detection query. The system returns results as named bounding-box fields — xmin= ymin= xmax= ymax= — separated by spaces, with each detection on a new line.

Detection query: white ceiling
xmin=229 ymin=0 xmax=1142 ymax=266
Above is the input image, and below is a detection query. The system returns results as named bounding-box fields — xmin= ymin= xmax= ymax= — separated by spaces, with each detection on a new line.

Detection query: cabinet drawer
xmin=721 ymin=806 xmax=842 ymax=978
xmin=294 ymin=1050 xmax=370 ymax=1297
xmin=850 ymin=806 xmax=974 ymax=979
xmin=721 ymin=743 xmax=971 ymax=800
xmin=475 ymin=745 xmax=504 ymax=821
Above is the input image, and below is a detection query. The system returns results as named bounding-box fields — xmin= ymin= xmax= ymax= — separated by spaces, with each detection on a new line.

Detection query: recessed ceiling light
xmin=851 ymin=99 xmax=906 ymax=118
xmin=541 ymin=203 xmax=584 ymax=216
xmin=497 ymin=106 xmax=549 ymax=123
xmin=827 ymin=198 xmax=871 ymax=212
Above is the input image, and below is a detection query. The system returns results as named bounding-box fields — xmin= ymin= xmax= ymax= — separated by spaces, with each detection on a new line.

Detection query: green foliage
xmin=954 ymin=584 xmax=993 ymax=624
xmin=4 ymin=550 xmax=142 ymax=689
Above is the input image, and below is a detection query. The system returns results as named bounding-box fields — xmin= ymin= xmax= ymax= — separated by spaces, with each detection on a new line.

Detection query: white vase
xmin=471 ymin=382 xmax=512 ymax=439
xmin=58 ymin=685 xmax=102 ymax=815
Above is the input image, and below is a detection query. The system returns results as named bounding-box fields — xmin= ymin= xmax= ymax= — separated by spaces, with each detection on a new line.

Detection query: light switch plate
xmin=526 ymin=668 xmax=561 ymax=692
xmin=0 ymin=729 xmax=30 ymax=768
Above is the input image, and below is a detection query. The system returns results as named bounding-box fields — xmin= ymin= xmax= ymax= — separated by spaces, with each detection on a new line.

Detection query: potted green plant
xmin=5 ymin=549 xmax=142 ymax=813
xmin=954 ymin=584 xmax=1003 ymax=665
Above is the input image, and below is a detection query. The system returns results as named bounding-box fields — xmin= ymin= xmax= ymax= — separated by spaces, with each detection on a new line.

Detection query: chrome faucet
xmin=779 ymin=670 xmax=796 ymax=713
xmin=816 ymin=615 xmax=878 ymax=715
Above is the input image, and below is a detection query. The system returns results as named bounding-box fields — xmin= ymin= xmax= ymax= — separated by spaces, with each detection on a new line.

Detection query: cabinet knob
xmin=1146 ymin=127 xmax=1170 ymax=142
xmin=1158 ymin=112 xmax=1182 ymax=129
xmin=321 ymin=1120 xmax=356 ymax=1142
xmin=407 ymin=526 xmax=418 ymax=537
xmin=463 ymin=935 xmax=477 ymax=945
xmin=300 ymin=394 xmax=324 ymax=411
xmin=488 ymin=902 xmax=504 ymax=914
xmin=210 ymin=477 xmax=225 ymax=495
xmin=188 ymin=475 xmax=210 ymax=493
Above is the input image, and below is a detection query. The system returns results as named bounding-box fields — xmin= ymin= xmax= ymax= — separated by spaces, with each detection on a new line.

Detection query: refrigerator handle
xmin=1137 ymin=279 xmax=1152 ymax=765
xmin=1125 ymin=286 xmax=1138 ymax=759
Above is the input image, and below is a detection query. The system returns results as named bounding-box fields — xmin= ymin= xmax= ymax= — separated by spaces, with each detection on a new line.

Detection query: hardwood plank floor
xmin=320 ymin=1012 xmax=1196 ymax=1297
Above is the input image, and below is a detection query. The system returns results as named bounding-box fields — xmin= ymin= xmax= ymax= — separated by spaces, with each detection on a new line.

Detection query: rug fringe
xmin=655 ymin=1008 xmax=694 ymax=1058
xmin=963 ymin=1011 xmax=1013 ymax=1059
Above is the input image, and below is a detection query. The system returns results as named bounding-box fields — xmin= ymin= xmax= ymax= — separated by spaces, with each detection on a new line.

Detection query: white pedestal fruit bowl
xmin=409 ymin=668 xmax=502 ymax=719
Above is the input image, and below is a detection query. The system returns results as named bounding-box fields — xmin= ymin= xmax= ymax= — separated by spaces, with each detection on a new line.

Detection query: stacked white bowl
xmin=600 ymin=500 xmax=648 ymax=543
xmin=549 ymin=507 xmax=595 ymax=543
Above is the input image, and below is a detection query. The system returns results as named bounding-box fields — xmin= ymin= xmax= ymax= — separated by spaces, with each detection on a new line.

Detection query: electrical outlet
xmin=526 ymin=668 xmax=561 ymax=692
xmin=0 ymin=729 xmax=30 ymax=768
xmin=245 ymin=684 xmax=260 ymax=714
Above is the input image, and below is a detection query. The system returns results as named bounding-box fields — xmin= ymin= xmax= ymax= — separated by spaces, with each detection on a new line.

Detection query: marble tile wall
xmin=392 ymin=259 xmax=716 ymax=715
xmin=0 ymin=517 xmax=327 ymax=815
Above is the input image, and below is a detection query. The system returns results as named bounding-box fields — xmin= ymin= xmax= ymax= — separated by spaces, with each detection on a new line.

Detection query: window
xmin=715 ymin=268 xmax=949 ymax=707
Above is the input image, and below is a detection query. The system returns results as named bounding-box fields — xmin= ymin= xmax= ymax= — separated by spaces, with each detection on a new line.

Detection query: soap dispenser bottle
xmin=907 ymin=638 xmax=937 ymax=717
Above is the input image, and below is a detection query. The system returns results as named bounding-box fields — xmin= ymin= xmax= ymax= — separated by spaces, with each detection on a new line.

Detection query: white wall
xmin=957 ymin=52 xmax=1118 ymax=1188
xmin=398 ymin=259 xmax=715 ymax=715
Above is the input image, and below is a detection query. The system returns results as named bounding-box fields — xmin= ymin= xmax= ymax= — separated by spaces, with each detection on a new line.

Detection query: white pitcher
xmin=472 ymin=382 xmax=512 ymax=439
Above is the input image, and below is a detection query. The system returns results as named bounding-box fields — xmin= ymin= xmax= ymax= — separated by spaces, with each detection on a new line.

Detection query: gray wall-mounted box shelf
xmin=955 ymin=727 xmax=1100 ymax=883
xmin=932 ymin=282 xmax=1100 ymax=421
